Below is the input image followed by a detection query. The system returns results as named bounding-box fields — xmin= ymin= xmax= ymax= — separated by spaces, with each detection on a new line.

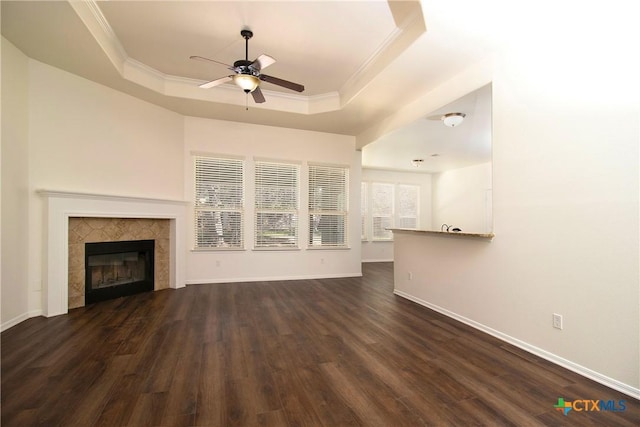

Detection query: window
xmin=371 ymin=182 xmax=394 ymax=240
xmin=309 ymin=164 xmax=349 ymax=247
xmin=362 ymin=181 xmax=422 ymax=241
xmin=397 ymin=184 xmax=419 ymax=228
xmin=361 ymin=182 xmax=368 ymax=240
xmin=194 ymin=156 xmax=244 ymax=249
xmin=254 ymin=161 xmax=299 ymax=248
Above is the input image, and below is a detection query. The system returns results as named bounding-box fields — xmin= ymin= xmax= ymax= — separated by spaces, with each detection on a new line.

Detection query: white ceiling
xmin=362 ymin=84 xmax=492 ymax=172
xmin=1 ymin=0 xmax=503 ymax=171
xmin=98 ymin=1 xmax=399 ymax=97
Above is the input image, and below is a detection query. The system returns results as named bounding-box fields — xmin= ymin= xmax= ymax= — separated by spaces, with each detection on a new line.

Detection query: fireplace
xmin=85 ymin=239 xmax=154 ymax=304
xmin=39 ymin=190 xmax=187 ymax=317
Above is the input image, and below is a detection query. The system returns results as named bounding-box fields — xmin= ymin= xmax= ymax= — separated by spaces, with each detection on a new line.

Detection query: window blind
xmin=194 ymin=156 xmax=244 ymax=249
xmin=254 ymin=161 xmax=299 ymax=248
xmin=397 ymin=184 xmax=419 ymax=229
xmin=308 ymin=164 xmax=349 ymax=247
xmin=371 ymin=182 xmax=394 ymax=240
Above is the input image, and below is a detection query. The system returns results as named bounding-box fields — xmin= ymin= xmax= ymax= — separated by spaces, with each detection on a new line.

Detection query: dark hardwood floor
xmin=2 ymin=262 xmax=638 ymax=426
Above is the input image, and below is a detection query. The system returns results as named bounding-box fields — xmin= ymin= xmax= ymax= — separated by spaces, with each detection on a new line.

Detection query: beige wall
xmin=376 ymin=35 xmax=639 ymax=392
xmin=27 ymin=60 xmax=185 ymax=199
xmin=431 ymin=162 xmax=491 ymax=233
xmin=1 ymin=38 xmax=30 ymax=328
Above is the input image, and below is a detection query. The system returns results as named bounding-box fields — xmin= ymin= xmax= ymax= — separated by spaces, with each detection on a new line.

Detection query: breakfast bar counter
xmin=389 ymin=228 xmax=495 ymax=240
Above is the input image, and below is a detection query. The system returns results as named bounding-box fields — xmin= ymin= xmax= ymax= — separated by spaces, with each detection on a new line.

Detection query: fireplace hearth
xmin=85 ymin=239 xmax=154 ymax=304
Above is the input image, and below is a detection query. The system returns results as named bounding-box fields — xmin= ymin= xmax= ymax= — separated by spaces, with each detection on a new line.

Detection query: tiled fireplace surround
xmin=39 ymin=191 xmax=188 ymax=317
xmin=68 ymin=217 xmax=170 ymax=309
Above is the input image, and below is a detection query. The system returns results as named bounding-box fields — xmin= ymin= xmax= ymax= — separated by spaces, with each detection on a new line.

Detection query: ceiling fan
xmin=190 ymin=29 xmax=305 ymax=104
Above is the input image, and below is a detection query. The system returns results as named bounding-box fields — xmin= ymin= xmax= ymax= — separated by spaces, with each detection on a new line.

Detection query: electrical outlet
xmin=552 ymin=313 xmax=563 ymax=330
xmin=215 ymin=260 xmax=220 ymax=267
xmin=321 ymin=258 xmax=325 ymax=264
xmin=407 ymin=272 xmax=413 ymax=280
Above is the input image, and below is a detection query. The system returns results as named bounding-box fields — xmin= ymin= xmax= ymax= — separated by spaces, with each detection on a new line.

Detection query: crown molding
xmin=338 ymin=2 xmax=426 ymax=107
xmin=67 ymin=0 xmax=128 ymax=74
xmin=68 ymin=0 xmax=424 ymax=115
xmin=123 ymin=57 xmax=341 ymax=114
xmin=320 ymin=2 xmax=425 ymax=111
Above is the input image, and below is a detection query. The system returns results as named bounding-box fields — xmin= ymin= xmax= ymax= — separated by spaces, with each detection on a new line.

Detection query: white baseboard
xmin=1 ymin=309 xmax=42 ymax=332
xmin=362 ymin=259 xmax=394 ymax=263
xmin=186 ymin=272 xmax=363 ymax=285
xmin=393 ymin=289 xmax=640 ymax=400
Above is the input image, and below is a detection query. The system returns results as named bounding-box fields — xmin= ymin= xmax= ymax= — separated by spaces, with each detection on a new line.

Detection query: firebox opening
xmin=85 ymin=239 xmax=154 ymax=304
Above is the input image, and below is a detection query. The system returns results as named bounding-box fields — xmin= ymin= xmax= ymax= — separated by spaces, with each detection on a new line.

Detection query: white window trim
xmin=361 ymin=181 xmax=369 ymax=241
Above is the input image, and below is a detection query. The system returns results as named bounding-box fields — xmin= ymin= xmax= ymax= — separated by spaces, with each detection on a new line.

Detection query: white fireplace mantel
xmin=38 ymin=190 xmax=189 ymax=317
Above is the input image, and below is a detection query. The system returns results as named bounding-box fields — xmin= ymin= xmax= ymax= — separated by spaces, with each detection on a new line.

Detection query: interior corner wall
xmin=1 ymin=37 xmax=30 ymax=329
xmin=361 ymin=168 xmax=432 ymax=262
xmin=431 ymin=162 xmax=492 ymax=233
xmin=184 ymin=116 xmax=362 ymax=283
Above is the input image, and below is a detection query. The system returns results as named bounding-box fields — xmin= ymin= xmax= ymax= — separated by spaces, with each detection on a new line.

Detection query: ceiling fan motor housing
xmin=233 ymin=59 xmax=257 ymax=73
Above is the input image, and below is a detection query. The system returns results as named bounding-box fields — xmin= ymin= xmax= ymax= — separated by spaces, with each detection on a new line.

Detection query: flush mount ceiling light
xmin=232 ymin=74 xmax=260 ymax=93
xmin=412 ymin=159 xmax=425 ymax=167
xmin=441 ymin=112 xmax=466 ymax=127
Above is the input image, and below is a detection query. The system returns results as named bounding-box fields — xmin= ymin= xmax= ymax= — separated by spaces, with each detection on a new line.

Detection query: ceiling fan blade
xmin=259 ymin=74 xmax=305 ymax=92
xmin=189 ymin=55 xmax=232 ymax=68
xmin=251 ymin=87 xmax=266 ymax=103
xmin=251 ymin=54 xmax=276 ymax=71
xmin=199 ymin=76 xmax=232 ymax=89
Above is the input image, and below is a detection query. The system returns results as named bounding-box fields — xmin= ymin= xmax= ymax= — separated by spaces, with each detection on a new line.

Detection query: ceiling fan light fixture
xmin=441 ymin=112 xmax=466 ymax=127
xmin=233 ymin=74 xmax=260 ymax=93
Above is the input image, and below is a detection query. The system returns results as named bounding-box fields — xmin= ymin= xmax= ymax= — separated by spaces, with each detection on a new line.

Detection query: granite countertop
xmin=388 ymin=228 xmax=495 ymax=240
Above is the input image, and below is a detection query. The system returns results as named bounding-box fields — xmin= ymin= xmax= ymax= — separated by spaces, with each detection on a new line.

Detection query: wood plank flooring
xmin=2 ymin=262 xmax=639 ymax=426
